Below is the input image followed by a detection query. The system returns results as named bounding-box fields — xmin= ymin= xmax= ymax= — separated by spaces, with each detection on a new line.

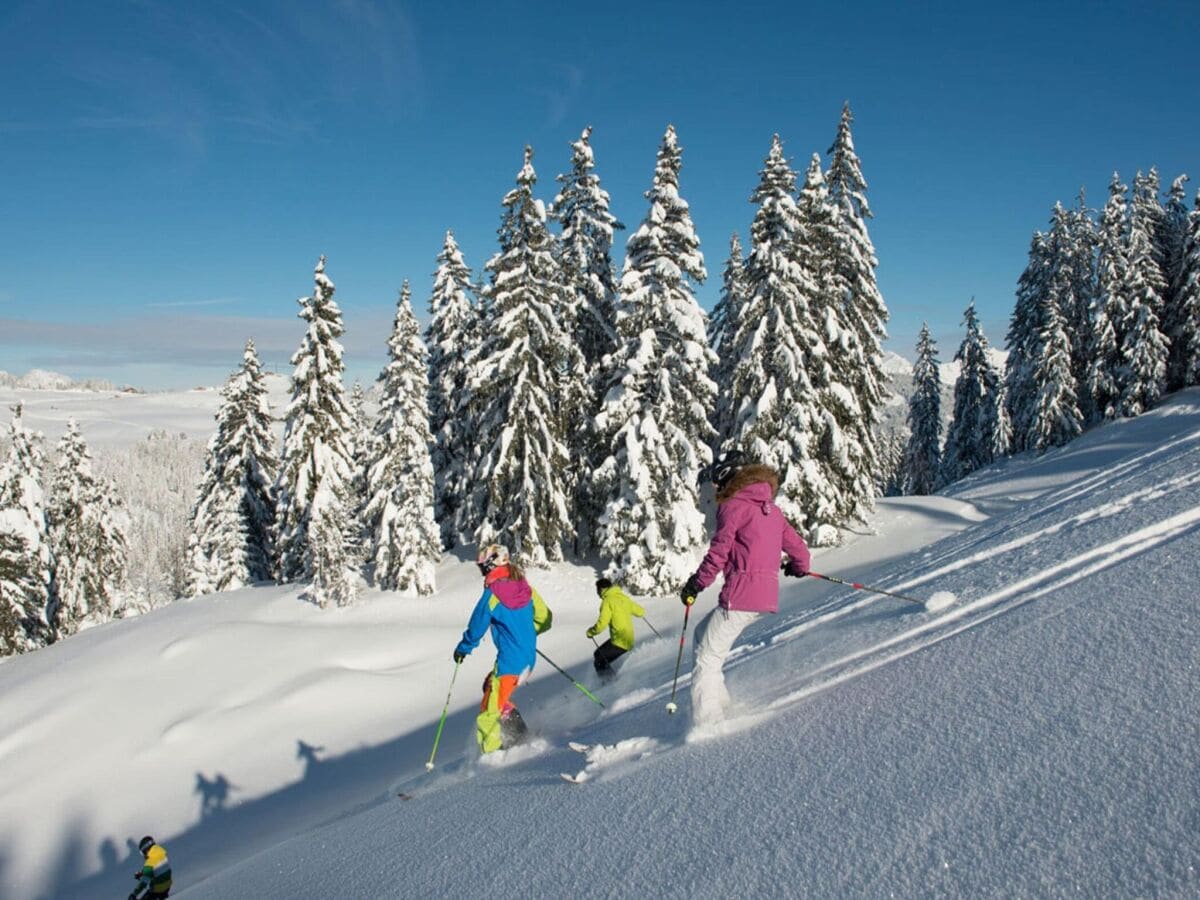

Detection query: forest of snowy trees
xmin=7 ymin=104 xmax=1194 ymax=658
xmin=896 ymin=167 xmax=1199 ymax=494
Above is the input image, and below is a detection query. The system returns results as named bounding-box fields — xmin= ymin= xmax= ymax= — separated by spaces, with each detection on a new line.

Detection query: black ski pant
xmin=592 ymin=640 xmax=627 ymax=678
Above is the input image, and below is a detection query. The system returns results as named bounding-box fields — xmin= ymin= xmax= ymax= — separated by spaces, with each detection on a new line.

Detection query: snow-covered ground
xmin=3 ymin=390 xmax=1200 ymax=898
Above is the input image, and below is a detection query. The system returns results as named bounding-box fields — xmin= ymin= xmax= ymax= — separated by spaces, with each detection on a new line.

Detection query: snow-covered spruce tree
xmin=1041 ymin=203 xmax=1088 ymax=426
xmin=426 ymin=230 xmax=478 ymax=548
xmin=0 ymin=523 xmax=39 ymax=655
xmin=826 ymin=102 xmax=889 ymax=492
xmin=346 ymin=379 xmax=373 ymax=560
xmin=184 ymin=339 xmax=277 ymax=596
xmin=47 ymin=419 xmax=129 ymax=636
xmin=902 ymin=324 xmax=941 ymax=495
xmin=725 ymin=137 xmax=832 ymax=539
xmin=364 ymin=281 xmax=441 ymax=594
xmin=1029 ymin=289 xmax=1083 ymax=452
xmin=709 ymin=232 xmax=746 ymax=446
xmin=1064 ymin=193 xmax=1099 ymax=398
xmin=552 ymin=125 xmax=624 ymax=373
xmin=551 ymin=126 xmax=623 ymax=552
xmin=1120 ymin=174 xmax=1170 ymax=417
xmin=876 ymin=429 xmax=907 ymax=498
xmin=1132 ymin=169 xmax=1168 ymax=287
xmin=594 ymin=125 xmax=717 ymax=591
xmin=799 ymin=152 xmax=873 ymax=530
xmin=1162 ymin=175 xmax=1193 ymax=389
xmin=1086 ymin=173 xmax=1130 ymax=422
xmin=1005 ymin=231 xmax=1051 ymax=452
xmin=0 ymin=403 xmax=51 ymax=651
xmin=274 ymin=256 xmax=358 ymax=607
xmin=942 ymin=302 xmax=1008 ymax=482
xmin=468 ymin=146 xmax=575 ymax=566
xmin=1171 ymin=192 xmax=1200 ymax=388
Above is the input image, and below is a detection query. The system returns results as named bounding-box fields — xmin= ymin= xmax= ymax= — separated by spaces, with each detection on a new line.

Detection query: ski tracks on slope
xmin=764 ymin=500 xmax=1200 ymax=715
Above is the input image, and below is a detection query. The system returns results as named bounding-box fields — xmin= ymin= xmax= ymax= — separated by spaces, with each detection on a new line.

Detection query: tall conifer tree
xmin=726 ymin=137 xmax=831 ymax=537
xmin=274 ymin=256 xmax=357 ymax=606
xmin=185 ymin=340 xmax=277 ymax=595
xmin=1086 ymin=174 xmax=1130 ymax=421
xmin=469 ymin=147 xmax=574 ymax=565
xmin=1121 ymin=174 xmax=1169 ymax=416
xmin=1172 ymin=192 xmax=1200 ymax=388
xmin=552 ymin=126 xmax=623 ymax=551
xmin=826 ymin=102 xmax=889 ymax=491
xmin=0 ymin=403 xmax=51 ymax=650
xmin=594 ymin=125 xmax=716 ymax=591
xmin=709 ymin=232 xmax=746 ymax=445
xmin=1162 ymin=175 xmax=1193 ymax=389
xmin=1005 ymin=232 xmax=1051 ymax=451
xmin=426 ymin=231 xmax=478 ymax=548
xmin=47 ymin=419 xmax=128 ymax=636
xmin=799 ymin=152 xmax=872 ymax=529
xmin=902 ymin=324 xmax=942 ymax=495
xmin=1031 ymin=292 xmax=1083 ymax=452
xmin=943 ymin=303 xmax=1006 ymax=481
xmin=364 ymin=281 xmax=441 ymax=594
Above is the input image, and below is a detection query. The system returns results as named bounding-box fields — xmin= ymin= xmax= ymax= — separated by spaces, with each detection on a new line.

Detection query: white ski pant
xmin=691 ymin=607 xmax=761 ymax=725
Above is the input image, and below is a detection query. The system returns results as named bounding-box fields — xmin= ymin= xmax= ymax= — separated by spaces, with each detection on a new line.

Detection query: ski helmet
xmin=476 ymin=544 xmax=510 ymax=575
xmin=138 ymin=836 xmax=156 ymax=854
xmin=595 ymin=577 xmax=613 ymax=595
xmin=706 ymin=449 xmax=748 ymax=491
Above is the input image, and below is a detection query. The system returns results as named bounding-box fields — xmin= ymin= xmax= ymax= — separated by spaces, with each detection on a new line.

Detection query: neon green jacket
xmin=586 ymin=585 xmax=645 ymax=651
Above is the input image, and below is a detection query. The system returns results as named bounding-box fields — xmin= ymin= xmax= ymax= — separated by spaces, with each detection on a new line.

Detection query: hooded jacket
xmin=693 ymin=465 xmax=811 ymax=613
xmin=587 ymin=584 xmax=646 ymax=651
xmin=456 ymin=566 xmax=553 ymax=676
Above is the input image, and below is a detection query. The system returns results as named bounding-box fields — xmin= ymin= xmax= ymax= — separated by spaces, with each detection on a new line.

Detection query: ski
xmin=567 ymin=741 xmax=591 ymax=754
xmin=560 ymin=772 xmax=588 ymax=785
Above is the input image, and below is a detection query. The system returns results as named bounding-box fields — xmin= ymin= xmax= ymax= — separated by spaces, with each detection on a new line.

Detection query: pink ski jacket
xmin=693 ymin=465 xmax=811 ymax=614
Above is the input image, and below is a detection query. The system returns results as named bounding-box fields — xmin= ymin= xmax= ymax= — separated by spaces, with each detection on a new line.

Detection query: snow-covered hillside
xmin=3 ymin=390 xmax=1200 ymax=898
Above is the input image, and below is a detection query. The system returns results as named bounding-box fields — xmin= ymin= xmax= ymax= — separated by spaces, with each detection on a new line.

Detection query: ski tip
xmin=567 ymin=741 xmax=590 ymax=753
xmin=560 ymin=772 xmax=586 ymax=785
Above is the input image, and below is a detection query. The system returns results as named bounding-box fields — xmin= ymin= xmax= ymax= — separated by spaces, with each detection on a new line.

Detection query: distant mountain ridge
xmin=0 ymin=368 xmax=131 ymax=392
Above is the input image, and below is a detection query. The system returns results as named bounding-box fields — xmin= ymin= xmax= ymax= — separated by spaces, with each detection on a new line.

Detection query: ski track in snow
xmin=764 ymin=502 xmax=1200 ymax=713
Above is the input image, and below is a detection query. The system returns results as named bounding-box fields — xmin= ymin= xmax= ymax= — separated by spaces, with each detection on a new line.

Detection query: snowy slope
xmin=4 ymin=392 xmax=1200 ymax=898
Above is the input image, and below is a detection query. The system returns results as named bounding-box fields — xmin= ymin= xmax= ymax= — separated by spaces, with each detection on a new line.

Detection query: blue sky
xmin=2 ymin=0 xmax=1196 ymax=389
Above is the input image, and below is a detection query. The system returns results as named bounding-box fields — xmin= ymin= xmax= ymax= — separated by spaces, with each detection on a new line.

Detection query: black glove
xmin=680 ymin=575 xmax=701 ymax=606
xmin=453 ymin=650 xmax=466 ymax=664
xmin=781 ymin=559 xmax=809 ymax=578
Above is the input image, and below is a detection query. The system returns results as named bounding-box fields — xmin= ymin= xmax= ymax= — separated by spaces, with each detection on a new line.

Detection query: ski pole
xmin=425 ymin=661 xmax=461 ymax=772
xmin=665 ymin=603 xmax=693 ymax=714
xmin=643 ymin=618 xmax=663 ymax=639
xmin=536 ymin=649 xmax=606 ymax=708
xmin=806 ymin=571 xmax=926 ymax=607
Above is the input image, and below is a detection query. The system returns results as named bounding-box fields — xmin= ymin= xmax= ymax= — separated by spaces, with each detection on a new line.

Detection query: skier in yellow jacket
xmin=586 ymin=578 xmax=646 ymax=680
xmin=130 ymin=835 xmax=172 ymax=898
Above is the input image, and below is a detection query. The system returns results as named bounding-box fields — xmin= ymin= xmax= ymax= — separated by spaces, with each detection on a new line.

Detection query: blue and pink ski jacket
xmin=456 ymin=566 xmax=553 ymax=677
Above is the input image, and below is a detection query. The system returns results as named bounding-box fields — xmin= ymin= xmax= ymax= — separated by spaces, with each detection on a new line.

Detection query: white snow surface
xmin=4 ymin=391 xmax=1200 ymax=898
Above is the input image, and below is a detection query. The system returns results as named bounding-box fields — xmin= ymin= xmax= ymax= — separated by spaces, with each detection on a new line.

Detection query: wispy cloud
xmin=3 ymin=1 xmax=424 ymax=149
xmin=0 ymin=306 xmax=396 ymax=383
xmin=145 ymin=298 xmax=240 ymax=310
xmin=537 ymin=64 xmax=584 ymax=130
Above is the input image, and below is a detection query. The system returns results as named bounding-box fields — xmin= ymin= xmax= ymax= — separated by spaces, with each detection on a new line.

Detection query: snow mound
xmin=924 ymin=590 xmax=957 ymax=612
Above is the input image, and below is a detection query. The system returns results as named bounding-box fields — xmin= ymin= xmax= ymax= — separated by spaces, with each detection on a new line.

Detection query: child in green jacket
xmin=586 ymin=578 xmax=646 ymax=680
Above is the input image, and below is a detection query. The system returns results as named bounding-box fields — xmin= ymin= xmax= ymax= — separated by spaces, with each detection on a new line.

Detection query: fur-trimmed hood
xmin=716 ymin=463 xmax=780 ymax=504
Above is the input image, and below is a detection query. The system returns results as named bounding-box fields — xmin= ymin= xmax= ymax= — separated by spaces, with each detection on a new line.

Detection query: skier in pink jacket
xmin=681 ymin=450 xmax=811 ymax=725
